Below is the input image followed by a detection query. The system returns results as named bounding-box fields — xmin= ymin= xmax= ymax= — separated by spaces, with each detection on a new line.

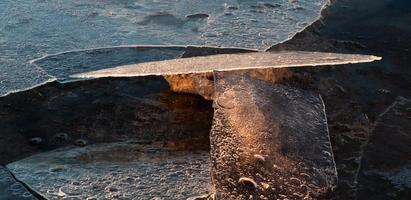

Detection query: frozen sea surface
xmin=0 ymin=0 xmax=329 ymax=97
xmin=7 ymin=142 xmax=211 ymax=200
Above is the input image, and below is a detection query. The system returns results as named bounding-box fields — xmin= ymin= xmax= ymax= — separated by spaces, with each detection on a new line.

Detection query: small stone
xmin=238 ymin=177 xmax=257 ymax=190
xmin=29 ymin=137 xmax=43 ymax=145
xmin=261 ymin=182 xmax=270 ymax=190
xmin=55 ymin=133 xmax=69 ymax=141
xmin=74 ymin=139 xmax=88 ymax=147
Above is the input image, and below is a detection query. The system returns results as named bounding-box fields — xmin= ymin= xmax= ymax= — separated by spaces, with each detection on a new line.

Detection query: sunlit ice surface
xmin=0 ymin=0 xmax=329 ymax=97
xmin=70 ymin=51 xmax=381 ymax=78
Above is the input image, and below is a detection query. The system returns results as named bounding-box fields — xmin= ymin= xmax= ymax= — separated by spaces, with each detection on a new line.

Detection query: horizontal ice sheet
xmin=0 ymin=0 xmax=329 ymax=97
xmin=71 ymin=51 xmax=382 ymax=78
xmin=31 ymin=45 xmax=253 ymax=83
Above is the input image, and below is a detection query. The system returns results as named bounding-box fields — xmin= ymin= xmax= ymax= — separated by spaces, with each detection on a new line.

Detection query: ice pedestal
xmin=210 ymin=72 xmax=337 ymax=199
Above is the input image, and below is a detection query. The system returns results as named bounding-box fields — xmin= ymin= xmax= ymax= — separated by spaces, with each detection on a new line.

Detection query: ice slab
xmin=71 ymin=51 xmax=381 ymax=78
xmin=210 ymin=72 xmax=337 ymax=199
xmin=7 ymin=142 xmax=211 ymax=200
xmin=0 ymin=0 xmax=329 ymax=97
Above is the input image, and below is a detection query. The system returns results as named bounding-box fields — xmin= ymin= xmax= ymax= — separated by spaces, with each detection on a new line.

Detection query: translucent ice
xmin=210 ymin=72 xmax=338 ymax=199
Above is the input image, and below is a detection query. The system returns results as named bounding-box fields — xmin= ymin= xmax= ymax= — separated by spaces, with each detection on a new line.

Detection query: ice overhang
xmin=70 ymin=51 xmax=381 ymax=79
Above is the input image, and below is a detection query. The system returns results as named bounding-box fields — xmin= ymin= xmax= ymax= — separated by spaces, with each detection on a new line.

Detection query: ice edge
xmin=71 ymin=54 xmax=382 ymax=79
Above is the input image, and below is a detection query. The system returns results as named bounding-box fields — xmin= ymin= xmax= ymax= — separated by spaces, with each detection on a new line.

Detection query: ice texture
xmin=7 ymin=142 xmax=211 ymax=200
xmin=210 ymin=72 xmax=337 ymax=199
xmin=0 ymin=0 xmax=329 ymax=96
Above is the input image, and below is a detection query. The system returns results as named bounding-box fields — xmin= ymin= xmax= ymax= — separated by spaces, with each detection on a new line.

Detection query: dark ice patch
xmin=357 ymin=97 xmax=411 ymax=199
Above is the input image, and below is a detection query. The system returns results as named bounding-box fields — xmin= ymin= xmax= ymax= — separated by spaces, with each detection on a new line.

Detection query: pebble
xmin=238 ymin=177 xmax=257 ymax=190
xmin=55 ymin=132 xmax=69 ymax=141
xmin=74 ymin=139 xmax=88 ymax=147
xmin=260 ymin=182 xmax=270 ymax=190
xmin=29 ymin=137 xmax=43 ymax=145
